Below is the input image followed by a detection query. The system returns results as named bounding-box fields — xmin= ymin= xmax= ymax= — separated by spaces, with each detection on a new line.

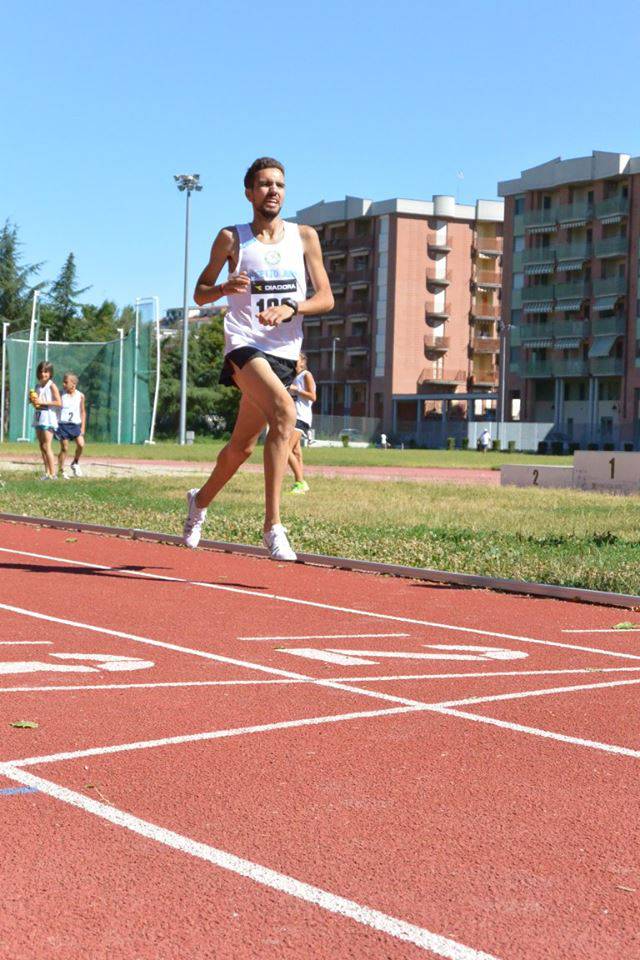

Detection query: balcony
xmin=470 ymin=303 xmax=500 ymax=321
xmin=552 ymin=357 xmax=589 ymax=378
xmin=428 ymin=234 xmax=452 ymax=254
xmin=553 ymin=319 xmax=587 ymax=339
xmin=522 ymin=359 xmax=552 ymax=378
xmin=347 ymin=268 xmax=371 ymax=283
xmin=520 ymin=321 xmax=553 ymax=342
xmin=595 ymin=196 xmax=629 ymax=220
xmin=521 ymin=284 xmax=555 ymax=304
xmin=426 ymin=269 xmax=453 ymax=288
xmin=556 ymin=201 xmax=593 ymax=226
xmin=523 ymin=246 xmax=556 ymax=266
xmin=418 ymin=367 xmax=466 ymax=389
xmin=590 ymin=356 xmax=624 ymax=376
xmin=593 ymin=276 xmax=627 ymax=297
xmin=591 ymin=316 xmax=626 ymax=337
xmin=424 ymin=334 xmax=450 ymax=354
xmin=425 ymin=303 xmax=449 ymax=323
xmin=555 ymin=242 xmax=592 ymax=264
xmin=555 ymin=280 xmax=590 ymax=302
xmin=473 ymin=269 xmax=501 ymax=288
xmin=471 ymin=336 xmax=500 ymax=354
xmin=524 ymin=208 xmax=557 ymax=232
xmin=474 ymin=235 xmax=502 ymax=256
xmin=328 ymin=271 xmax=346 ymax=286
xmin=349 ymin=236 xmax=374 ymax=251
xmin=323 ymin=237 xmax=349 ymax=251
xmin=470 ymin=365 xmax=498 ymax=386
xmin=344 ymin=335 xmax=370 ymax=349
xmin=594 ymin=235 xmax=628 ymax=259
xmin=346 ymin=299 xmax=372 ymax=315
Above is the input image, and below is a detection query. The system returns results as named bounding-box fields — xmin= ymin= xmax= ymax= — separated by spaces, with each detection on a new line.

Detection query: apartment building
xmin=499 ymin=151 xmax=640 ymax=448
xmin=293 ymin=194 xmax=504 ymax=438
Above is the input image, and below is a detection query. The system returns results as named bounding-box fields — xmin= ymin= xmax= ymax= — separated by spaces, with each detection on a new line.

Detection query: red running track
xmin=0 ymin=520 xmax=639 ymax=959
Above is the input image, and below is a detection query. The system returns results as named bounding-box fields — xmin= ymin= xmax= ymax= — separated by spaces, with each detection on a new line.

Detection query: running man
xmin=287 ymin=352 xmax=316 ymax=494
xmin=182 ymin=157 xmax=333 ymax=560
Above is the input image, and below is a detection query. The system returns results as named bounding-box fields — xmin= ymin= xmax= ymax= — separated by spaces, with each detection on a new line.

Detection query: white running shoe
xmin=263 ymin=524 xmax=297 ymax=561
xmin=70 ymin=462 xmax=83 ymax=477
xmin=183 ymin=488 xmax=207 ymax=549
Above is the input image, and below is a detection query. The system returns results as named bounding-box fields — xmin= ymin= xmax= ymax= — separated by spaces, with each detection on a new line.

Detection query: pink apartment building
xmin=294 ymin=194 xmax=504 ymax=441
xmin=499 ymin=151 xmax=640 ymax=449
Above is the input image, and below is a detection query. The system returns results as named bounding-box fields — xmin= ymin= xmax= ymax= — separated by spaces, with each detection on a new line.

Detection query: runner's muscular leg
xmin=228 ymin=357 xmax=296 ymax=530
xmin=195 ymin=392 xmax=267 ymax=509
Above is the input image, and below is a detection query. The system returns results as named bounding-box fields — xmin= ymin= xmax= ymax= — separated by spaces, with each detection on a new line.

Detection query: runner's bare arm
xmin=299 ymin=226 xmax=334 ymax=317
xmin=193 ymin=228 xmax=250 ymax=306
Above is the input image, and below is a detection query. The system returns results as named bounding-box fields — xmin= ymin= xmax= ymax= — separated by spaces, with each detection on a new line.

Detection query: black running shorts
xmin=219 ymin=346 xmax=297 ymax=389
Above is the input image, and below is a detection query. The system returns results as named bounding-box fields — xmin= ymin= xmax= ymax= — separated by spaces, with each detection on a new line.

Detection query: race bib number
xmin=61 ymin=409 xmax=74 ymax=422
xmin=251 ymin=278 xmax=297 ymax=322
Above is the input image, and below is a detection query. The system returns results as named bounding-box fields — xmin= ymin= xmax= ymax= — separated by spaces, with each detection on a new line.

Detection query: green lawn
xmin=0 ymin=439 xmax=573 ymax=470
xmin=1 ymin=470 xmax=638 ymax=595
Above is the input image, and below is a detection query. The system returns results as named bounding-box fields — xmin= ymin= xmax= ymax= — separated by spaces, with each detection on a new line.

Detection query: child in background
xmin=31 ymin=361 xmax=61 ymax=480
xmin=287 ymin=353 xmax=316 ymax=494
xmin=56 ymin=372 xmax=86 ymax=478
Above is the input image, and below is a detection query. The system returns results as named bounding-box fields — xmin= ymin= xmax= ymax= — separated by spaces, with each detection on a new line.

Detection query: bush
xmin=447 ymin=437 xmax=456 ymax=451
xmin=492 ymin=439 xmax=501 ymax=451
xmin=538 ymin=441 xmax=548 ymax=454
xmin=507 ymin=440 xmax=516 ymax=453
xmin=624 ymin=442 xmax=635 ymax=452
xmin=340 ymin=433 xmax=350 ymax=447
xmin=587 ymin=442 xmax=599 ymax=451
xmin=551 ymin=441 xmax=564 ymax=456
xmin=569 ymin=442 xmax=580 ymax=454
xmin=603 ymin=442 xmax=615 ymax=451
xmin=461 ymin=437 xmax=469 ymax=450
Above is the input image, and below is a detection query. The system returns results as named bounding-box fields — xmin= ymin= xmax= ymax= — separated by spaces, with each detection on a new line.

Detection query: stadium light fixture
xmin=174 ymin=173 xmax=203 ymax=445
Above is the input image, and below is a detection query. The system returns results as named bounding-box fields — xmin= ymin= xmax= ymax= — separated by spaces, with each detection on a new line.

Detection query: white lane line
xmin=3 ymin=664 xmax=640 ymax=694
xmin=239 ymin=633 xmax=411 ymax=641
xmin=563 ymin=628 xmax=640 ymax=634
xmin=8 ymin=704 xmax=428 ymax=767
xmin=4 ymin=545 xmax=639 ymax=660
xmin=436 ymin=676 xmax=640 ymax=709
xmin=0 ymin=765 xmax=498 ymax=960
xmin=10 ymin=675 xmax=640 ymax=769
xmin=435 ymin=707 xmax=640 ymax=760
xmin=0 ymin=641 xmax=52 ymax=646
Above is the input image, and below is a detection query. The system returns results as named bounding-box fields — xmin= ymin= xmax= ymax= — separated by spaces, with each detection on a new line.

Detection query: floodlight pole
xmin=330 ymin=336 xmax=340 ymax=419
xmin=117 ymin=327 xmax=124 ymax=444
xmin=0 ymin=322 xmax=9 ymax=443
xmin=18 ymin=289 xmax=40 ymax=442
xmin=175 ymin=174 xmax=203 ymax=445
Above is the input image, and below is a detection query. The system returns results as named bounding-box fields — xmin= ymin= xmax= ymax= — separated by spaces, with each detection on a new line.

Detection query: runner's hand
xmin=258 ymin=304 xmax=296 ymax=327
xmin=223 ymin=272 xmax=250 ymax=294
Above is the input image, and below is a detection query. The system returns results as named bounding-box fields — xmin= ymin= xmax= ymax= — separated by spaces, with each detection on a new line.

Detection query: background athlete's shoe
xmin=183 ymin=489 xmax=207 ymax=548
xmin=70 ymin=462 xmax=83 ymax=477
xmin=263 ymin=524 xmax=297 ymax=561
xmin=288 ymin=480 xmax=309 ymax=495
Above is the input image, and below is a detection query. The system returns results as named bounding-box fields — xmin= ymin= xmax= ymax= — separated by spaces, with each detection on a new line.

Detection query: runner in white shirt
xmin=182 ymin=157 xmax=333 ymax=560
xmin=287 ymin=353 xmax=316 ymax=494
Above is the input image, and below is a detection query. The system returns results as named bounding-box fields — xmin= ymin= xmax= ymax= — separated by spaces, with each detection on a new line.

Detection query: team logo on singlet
xmin=265 ymin=250 xmax=281 ymax=266
xmin=251 ymin=278 xmax=297 ymax=295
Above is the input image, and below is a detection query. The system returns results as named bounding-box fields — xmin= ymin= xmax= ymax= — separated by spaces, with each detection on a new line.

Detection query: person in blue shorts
xmin=56 ymin=372 xmax=86 ymax=478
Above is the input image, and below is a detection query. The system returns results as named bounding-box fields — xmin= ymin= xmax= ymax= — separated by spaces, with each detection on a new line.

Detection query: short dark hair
xmin=244 ymin=157 xmax=285 ymax=189
xmin=36 ymin=361 xmax=54 ymax=378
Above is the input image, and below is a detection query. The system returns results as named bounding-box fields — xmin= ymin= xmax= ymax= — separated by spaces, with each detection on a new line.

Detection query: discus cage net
xmin=0 ymin=294 xmax=160 ymax=444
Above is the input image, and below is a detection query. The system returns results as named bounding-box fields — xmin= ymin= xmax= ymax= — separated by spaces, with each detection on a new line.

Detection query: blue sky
xmin=2 ymin=0 xmax=639 ymax=314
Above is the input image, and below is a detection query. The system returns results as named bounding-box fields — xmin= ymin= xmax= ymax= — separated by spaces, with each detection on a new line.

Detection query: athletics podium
xmin=501 ymin=451 xmax=640 ymax=494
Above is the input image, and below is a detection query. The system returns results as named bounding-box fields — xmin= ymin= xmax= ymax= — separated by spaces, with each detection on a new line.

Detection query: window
xmin=513 ymin=272 xmax=524 ymax=290
xmin=513 ymin=235 xmax=525 ymax=252
xmin=514 ymin=197 xmax=525 ymax=215
xmin=511 ymin=309 xmax=522 ymax=326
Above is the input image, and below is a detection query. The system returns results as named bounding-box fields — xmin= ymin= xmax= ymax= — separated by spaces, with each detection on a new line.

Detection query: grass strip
xmin=1 ymin=471 xmax=639 ymax=595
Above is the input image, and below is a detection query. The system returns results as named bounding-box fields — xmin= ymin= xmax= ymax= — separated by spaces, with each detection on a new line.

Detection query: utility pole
xmin=174 ymin=174 xmax=203 ymax=445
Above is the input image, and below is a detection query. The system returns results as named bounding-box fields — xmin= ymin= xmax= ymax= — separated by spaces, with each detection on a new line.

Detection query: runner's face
xmin=248 ymin=169 xmax=285 ymax=220
xmin=64 ymin=379 xmax=76 ymax=394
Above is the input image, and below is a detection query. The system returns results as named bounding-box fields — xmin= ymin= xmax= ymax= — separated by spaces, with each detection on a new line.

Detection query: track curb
xmin=1 ymin=511 xmax=639 ymax=610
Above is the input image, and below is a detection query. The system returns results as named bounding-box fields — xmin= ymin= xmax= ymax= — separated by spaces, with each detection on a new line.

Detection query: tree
xmin=42 ymin=252 xmax=90 ymax=340
xmin=0 ymin=221 xmax=45 ymax=329
xmin=156 ymin=314 xmax=240 ymax=437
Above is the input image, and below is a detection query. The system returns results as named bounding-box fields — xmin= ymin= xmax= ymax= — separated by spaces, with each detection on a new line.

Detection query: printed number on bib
xmin=251 ymin=278 xmax=297 ymax=324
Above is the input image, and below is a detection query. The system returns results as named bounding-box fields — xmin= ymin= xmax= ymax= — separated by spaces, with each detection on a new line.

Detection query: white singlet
xmin=33 ymin=381 xmax=59 ymax=430
xmin=60 ymin=390 xmax=84 ymax=425
xmin=224 ymin=221 xmax=307 ymax=360
xmin=292 ymin=371 xmax=313 ymax=426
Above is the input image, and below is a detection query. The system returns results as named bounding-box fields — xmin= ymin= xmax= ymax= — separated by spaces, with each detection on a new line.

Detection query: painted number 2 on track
xmin=279 ymin=644 xmax=528 ymax=667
